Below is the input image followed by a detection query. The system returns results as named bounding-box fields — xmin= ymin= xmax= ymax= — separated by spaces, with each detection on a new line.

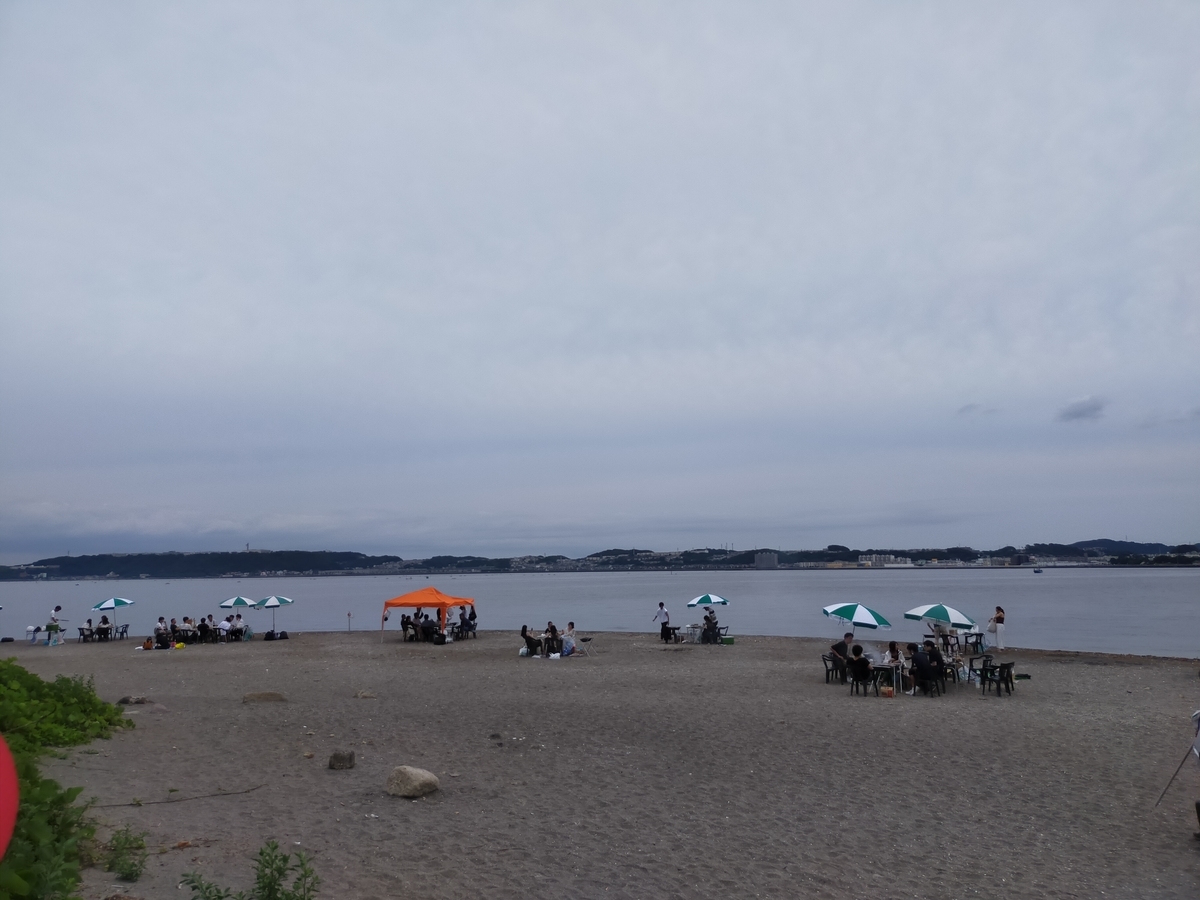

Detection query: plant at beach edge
xmin=0 ymin=658 xmax=132 ymax=898
xmin=181 ymin=840 xmax=320 ymax=900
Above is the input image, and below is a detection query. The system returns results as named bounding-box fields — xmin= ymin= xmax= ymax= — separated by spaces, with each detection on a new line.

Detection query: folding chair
xmin=577 ymin=635 xmax=594 ymax=656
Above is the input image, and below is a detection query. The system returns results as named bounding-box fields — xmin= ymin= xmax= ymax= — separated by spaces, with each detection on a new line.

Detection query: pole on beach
xmin=347 ymin=612 xmax=352 ymax=633
xmin=1154 ymin=747 xmax=1197 ymax=808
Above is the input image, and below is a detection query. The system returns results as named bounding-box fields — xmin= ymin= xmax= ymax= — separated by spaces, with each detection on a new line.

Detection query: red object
xmin=0 ymin=734 xmax=17 ymax=860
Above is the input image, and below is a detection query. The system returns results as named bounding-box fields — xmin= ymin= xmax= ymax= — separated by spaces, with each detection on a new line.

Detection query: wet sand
xmin=11 ymin=631 xmax=1200 ymax=899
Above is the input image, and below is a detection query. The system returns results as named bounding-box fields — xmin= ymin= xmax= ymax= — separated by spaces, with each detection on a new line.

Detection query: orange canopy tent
xmin=381 ymin=586 xmax=475 ymax=638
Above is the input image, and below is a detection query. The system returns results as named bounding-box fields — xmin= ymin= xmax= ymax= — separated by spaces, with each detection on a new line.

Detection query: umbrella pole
xmin=1155 ymin=746 xmax=1196 ymax=808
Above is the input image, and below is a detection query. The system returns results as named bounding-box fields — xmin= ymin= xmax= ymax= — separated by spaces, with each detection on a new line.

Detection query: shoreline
xmin=11 ymin=629 xmax=1199 ymax=663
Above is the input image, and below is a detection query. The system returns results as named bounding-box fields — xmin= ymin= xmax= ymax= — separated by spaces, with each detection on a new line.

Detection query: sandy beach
xmin=9 ymin=631 xmax=1200 ymax=899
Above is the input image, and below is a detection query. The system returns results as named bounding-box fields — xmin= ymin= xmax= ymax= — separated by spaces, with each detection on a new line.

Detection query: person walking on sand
xmin=652 ymin=602 xmax=671 ymax=643
xmin=988 ymin=606 xmax=1006 ymax=650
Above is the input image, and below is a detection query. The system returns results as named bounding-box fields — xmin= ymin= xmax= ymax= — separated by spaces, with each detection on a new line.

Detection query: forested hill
xmin=1 ymin=539 xmax=1195 ymax=581
xmin=21 ymin=551 xmax=401 ymax=580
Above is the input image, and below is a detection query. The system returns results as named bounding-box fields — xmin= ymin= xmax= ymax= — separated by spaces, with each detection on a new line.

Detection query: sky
xmin=1 ymin=2 xmax=1197 ymax=564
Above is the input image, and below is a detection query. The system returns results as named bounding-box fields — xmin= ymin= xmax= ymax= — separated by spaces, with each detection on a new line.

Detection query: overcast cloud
xmin=1 ymin=1 xmax=1197 ymax=563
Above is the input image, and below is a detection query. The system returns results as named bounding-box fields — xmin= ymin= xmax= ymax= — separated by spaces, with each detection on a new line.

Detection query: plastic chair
xmin=821 ymin=655 xmax=839 ymax=684
xmin=967 ymin=654 xmax=992 ymax=684
xmin=983 ymin=661 xmax=1015 ymax=697
xmin=849 ymin=662 xmax=877 ymax=696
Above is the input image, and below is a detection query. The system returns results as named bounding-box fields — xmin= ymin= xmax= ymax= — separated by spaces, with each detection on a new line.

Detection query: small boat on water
xmin=1033 ymin=568 xmax=1044 ymax=573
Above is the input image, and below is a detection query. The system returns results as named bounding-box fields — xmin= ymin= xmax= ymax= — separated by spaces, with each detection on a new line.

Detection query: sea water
xmin=1 ymin=567 xmax=1196 ymax=658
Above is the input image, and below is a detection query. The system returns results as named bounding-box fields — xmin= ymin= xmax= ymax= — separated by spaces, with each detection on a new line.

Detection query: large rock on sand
xmin=242 ymin=691 xmax=287 ymax=703
xmin=386 ymin=766 xmax=440 ymax=798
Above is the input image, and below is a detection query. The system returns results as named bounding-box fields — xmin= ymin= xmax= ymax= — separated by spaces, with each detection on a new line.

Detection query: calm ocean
xmin=2 ymin=567 xmax=1197 ymax=658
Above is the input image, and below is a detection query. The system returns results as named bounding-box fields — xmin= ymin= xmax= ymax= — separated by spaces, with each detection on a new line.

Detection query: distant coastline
xmin=3 ymin=539 xmax=1196 ymax=581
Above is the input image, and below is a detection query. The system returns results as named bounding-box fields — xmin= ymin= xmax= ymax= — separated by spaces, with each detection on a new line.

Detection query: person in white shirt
xmin=47 ymin=605 xmax=63 ymax=645
xmin=561 ymin=622 xmax=578 ymax=656
xmin=652 ymin=602 xmax=671 ymax=643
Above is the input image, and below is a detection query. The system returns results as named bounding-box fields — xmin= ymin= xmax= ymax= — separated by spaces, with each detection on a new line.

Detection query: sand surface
xmin=10 ymin=631 xmax=1200 ymax=899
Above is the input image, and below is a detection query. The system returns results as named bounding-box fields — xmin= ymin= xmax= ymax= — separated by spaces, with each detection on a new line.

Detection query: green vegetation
xmin=103 ymin=824 xmax=148 ymax=881
xmin=182 ymin=841 xmax=320 ymax=900
xmin=0 ymin=659 xmax=132 ymax=898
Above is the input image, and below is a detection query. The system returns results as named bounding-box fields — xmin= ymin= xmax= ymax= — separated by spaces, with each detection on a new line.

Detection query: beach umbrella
xmin=687 ymin=593 xmax=730 ymax=607
xmin=255 ymin=596 xmax=294 ymax=631
xmin=822 ymin=603 xmax=891 ymax=631
xmin=220 ymin=596 xmax=257 ymax=609
xmin=903 ymin=604 xmax=975 ymax=629
xmin=91 ymin=597 xmax=134 ymax=628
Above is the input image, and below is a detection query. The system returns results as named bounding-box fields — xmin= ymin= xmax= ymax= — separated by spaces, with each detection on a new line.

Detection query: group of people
xmin=828 ymin=633 xmax=953 ymax=695
xmin=78 ymin=615 xmax=116 ymax=640
xmin=394 ymin=605 xmax=477 ymax=643
xmin=651 ymin=602 xmax=725 ymax=644
xmin=520 ymin=621 xmax=580 ymax=657
xmin=151 ymin=614 xmax=251 ymax=647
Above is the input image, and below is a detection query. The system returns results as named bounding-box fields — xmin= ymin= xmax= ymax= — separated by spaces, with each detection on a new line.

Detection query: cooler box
xmin=721 ymin=636 xmax=735 ymax=645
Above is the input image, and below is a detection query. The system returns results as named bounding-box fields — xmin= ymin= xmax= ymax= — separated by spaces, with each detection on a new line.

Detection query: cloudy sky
xmin=1 ymin=2 xmax=1197 ymax=563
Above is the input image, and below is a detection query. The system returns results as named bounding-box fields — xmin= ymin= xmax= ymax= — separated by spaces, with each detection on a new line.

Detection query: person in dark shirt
xmin=848 ymin=644 xmax=873 ymax=690
xmin=909 ymin=642 xmax=937 ymax=694
xmin=925 ymin=639 xmax=945 ymax=670
xmin=830 ymin=633 xmax=854 ymax=684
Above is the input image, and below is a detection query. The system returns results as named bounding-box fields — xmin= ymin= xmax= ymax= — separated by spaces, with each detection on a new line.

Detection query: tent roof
xmin=382 ymin=586 xmax=475 ymax=612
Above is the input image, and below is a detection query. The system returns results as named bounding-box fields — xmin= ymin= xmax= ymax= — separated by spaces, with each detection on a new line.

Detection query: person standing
xmin=652 ymin=602 xmax=671 ymax=643
xmin=989 ymin=606 xmax=1006 ymax=650
xmin=47 ymin=605 xmax=63 ymax=646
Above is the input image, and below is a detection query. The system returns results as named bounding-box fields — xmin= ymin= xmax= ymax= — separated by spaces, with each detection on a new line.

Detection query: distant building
xmin=858 ymin=554 xmax=912 ymax=567
xmin=755 ymin=552 xmax=778 ymax=570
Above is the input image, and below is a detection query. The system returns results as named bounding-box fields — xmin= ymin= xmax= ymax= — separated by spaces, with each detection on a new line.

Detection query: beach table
xmin=685 ymin=624 xmax=701 ymax=643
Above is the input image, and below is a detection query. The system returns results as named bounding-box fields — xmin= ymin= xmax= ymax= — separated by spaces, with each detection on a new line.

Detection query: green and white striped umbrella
xmin=687 ymin=593 xmax=730 ymax=607
xmin=91 ymin=597 xmax=134 ymax=628
xmin=822 ymin=603 xmax=891 ymax=630
xmin=255 ymin=596 xmax=294 ymax=631
xmin=220 ymin=596 xmax=257 ymax=609
xmin=904 ymin=604 xmax=975 ymax=629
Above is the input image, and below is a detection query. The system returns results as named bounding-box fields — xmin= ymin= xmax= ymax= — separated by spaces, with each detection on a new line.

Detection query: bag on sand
xmin=278 ymin=630 xmax=288 ymax=640
xmin=519 ymin=645 xmax=529 ymax=657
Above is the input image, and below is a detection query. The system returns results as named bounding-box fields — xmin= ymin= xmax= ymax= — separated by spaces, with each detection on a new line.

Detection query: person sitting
xmin=829 ymin=633 xmax=854 ymax=684
xmin=153 ymin=617 xmax=172 ymax=649
xmin=848 ymin=645 xmax=874 ymax=693
xmin=925 ymin=639 xmax=950 ymax=687
xmin=217 ymin=616 xmax=234 ymax=641
xmin=877 ymin=640 xmax=904 ymax=689
xmin=701 ymin=610 xmax=722 ymax=644
xmin=197 ymin=617 xmax=211 ymax=643
xmin=909 ymin=642 xmax=938 ymax=695
xmin=95 ymin=615 xmax=111 ymax=640
xmin=420 ymin=615 xmax=439 ymax=642
xmin=561 ymin=622 xmax=578 ymax=656
xmin=544 ymin=622 xmax=562 ymax=655
xmin=169 ymin=618 xmax=181 ymax=642
xmin=520 ymin=625 xmax=543 ymax=657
